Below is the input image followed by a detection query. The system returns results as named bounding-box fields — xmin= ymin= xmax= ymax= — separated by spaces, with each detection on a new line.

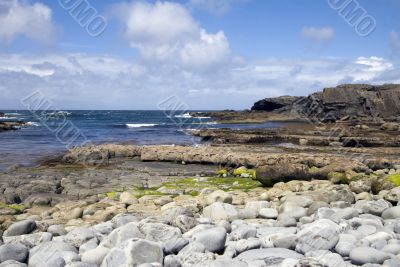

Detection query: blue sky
xmin=1 ymin=0 xmax=400 ymax=109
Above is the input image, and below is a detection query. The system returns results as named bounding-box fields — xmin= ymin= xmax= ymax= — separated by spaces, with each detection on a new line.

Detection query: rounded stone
xmin=0 ymin=244 xmax=28 ymax=263
xmin=192 ymin=227 xmax=227 ymax=253
xmin=349 ymin=247 xmax=391 ymax=265
xmin=4 ymin=220 xmax=36 ymax=237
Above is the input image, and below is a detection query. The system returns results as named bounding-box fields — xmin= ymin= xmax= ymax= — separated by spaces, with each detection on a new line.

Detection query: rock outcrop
xmin=0 ymin=122 xmax=27 ymax=132
xmin=251 ymin=96 xmax=302 ymax=111
xmin=252 ymin=84 xmax=400 ymax=122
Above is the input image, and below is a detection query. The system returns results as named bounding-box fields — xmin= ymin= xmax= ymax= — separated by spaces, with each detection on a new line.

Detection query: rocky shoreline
xmin=1 ymin=84 xmax=400 ymax=266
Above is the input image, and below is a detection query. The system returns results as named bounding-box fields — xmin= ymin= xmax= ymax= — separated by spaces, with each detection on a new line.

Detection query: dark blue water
xmin=0 ymin=110 xmax=283 ymax=170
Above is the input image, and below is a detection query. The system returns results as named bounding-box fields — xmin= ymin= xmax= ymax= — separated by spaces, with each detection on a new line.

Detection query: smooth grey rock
xmin=382 ymin=244 xmax=400 ymax=254
xmin=258 ymin=208 xmax=278 ymax=219
xmin=29 ymin=241 xmax=79 ymax=267
xmin=306 ymin=250 xmax=346 ymax=267
xmin=203 ymin=203 xmax=239 ymax=222
xmin=273 ymin=235 xmax=298 ymax=250
xmin=307 ymin=201 xmax=329 ymax=216
xmin=178 ymin=252 xmax=214 ymax=267
xmin=65 ymin=263 xmax=97 ymax=267
xmin=100 ymin=238 xmax=163 ymax=267
xmin=81 ymin=246 xmax=109 ymax=266
xmin=230 ymin=226 xmax=256 ymax=241
xmin=383 ymin=259 xmax=400 ymax=267
xmin=100 ymin=222 xmax=144 ymax=248
xmin=296 ymin=219 xmax=340 ymax=254
xmin=79 ymin=239 xmax=99 ymax=255
xmin=3 ymin=220 xmax=36 ymax=237
xmin=275 ymin=215 xmax=297 ymax=227
xmin=349 ymin=247 xmax=391 ymax=265
xmin=358 ymin=199 xmax=391 ymax=216
xmin=206 ymin=190 xmax=232 ymax=205
xmin=178 ymin=242 xmax=206 ymax=256
xmin=334 ymin=234 xmax=357 ymax=257
xmin=278 ymin=207 xmax=307 ymax=220
xmin=182 ymin=224 xmax=215 ymax=239
xmin=111 ymin=214 xmax=140 ymax=227
xmin=0 ymin=260 xmax=27 ymax=267
xmin=3 ymin=232 xmax=52 ymax=248
xmin=394 ymin=221 xmax=400 ymax=234
xmin=91 ymin=222 xmax=115 ymax=237
xmin=0 ymin=244 xmax=28 ymax=263
xmin=192 ymin=227 xmax=227 ymax=253
xmin=164 ymin=255 xmax=181 ymax=267
xmin=234 ymin=238 xmax=261 ymax=253
xmin=235 ymin=248 xmax=303 ymax=263
xmin=139 ymin=223 xmax=182 ymax=242
xmin=163 ymin=238 xmax=189 ymax=255
xmin=245 ymin=201 xmax=270 ymax=217
xmin=256 ymin=227 xmax=297 ymax=237
xmin=383 ymin=207 xmax=400 ymax=219
xmin=54 ymin=228 xmax=95 ymax=247
xmin=47 ymin=225 xmax=67 ymax=236
xmin=206 ymin=259 xmax=248 ymax=267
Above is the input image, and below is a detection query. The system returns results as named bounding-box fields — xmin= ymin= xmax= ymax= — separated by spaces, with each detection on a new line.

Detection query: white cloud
xmin=189 ymin=0 xmax=246 ymax=15
xmin=0 ymin=0 xmax=56 ymax=44
xmin=114 ymin=1 xmax=231 ymax=72
xmin=301 ymin=26 xmax=335 ymax=42
xmin=390 ymin=30 xmax=400 ymax=52
xmin=0 ymin=53 xmax=398 ymax=110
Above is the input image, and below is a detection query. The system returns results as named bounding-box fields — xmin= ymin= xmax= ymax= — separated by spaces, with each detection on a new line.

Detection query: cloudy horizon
xmin=1 ymin=0 xmax=400 ymax=110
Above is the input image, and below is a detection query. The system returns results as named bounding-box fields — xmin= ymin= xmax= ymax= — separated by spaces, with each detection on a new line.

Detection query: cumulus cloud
xmin=0 ymin=53 xmax=398 ymax=110
xmin=113 ymin=1 xmax=231 ymax=72
xmin=390 ymin=30 xmax=400 ymax=52
xmin=0 ymin=0 xmax=56 ymax=44
xmin=301 ymin=26 xmax=335 ymax=42
xmin=189 ymin=0 xmax=246 ymax=15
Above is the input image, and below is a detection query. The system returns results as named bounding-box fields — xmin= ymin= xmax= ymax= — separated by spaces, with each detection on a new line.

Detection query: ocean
xmin=0 ymin=110 xmax=283 ymax=171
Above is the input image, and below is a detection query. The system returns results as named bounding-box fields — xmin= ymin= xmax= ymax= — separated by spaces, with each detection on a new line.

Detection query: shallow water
xmin=0 ymin=110 xmax=284 ymax=170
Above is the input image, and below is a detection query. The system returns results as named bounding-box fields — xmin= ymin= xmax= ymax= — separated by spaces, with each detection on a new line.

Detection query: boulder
xmin=0 ymin=244 xmax=28 ymax=263
xmin=101 ymin=238 xmax=163 ymax=267
xmin=349 ymin=247 xmax=391 ymax=265
xmin=382 ymin=206 xmax=400 ymax=219
xmin=203 ymin=203 xmax=239 ymax=222
xmin=3 ymin=220 xmax=36 ymax=237
xmin=192 ymin=227 xmax=227 ymax=253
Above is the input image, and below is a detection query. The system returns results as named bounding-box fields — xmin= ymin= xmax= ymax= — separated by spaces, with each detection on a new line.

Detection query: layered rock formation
xmin=251 ymin=96 xmax=301 ymax=111
xmin=252 ymin=84 xmax=400 ymax=122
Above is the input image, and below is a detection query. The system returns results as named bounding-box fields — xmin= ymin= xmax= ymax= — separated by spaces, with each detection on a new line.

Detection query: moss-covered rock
xmin=389 ymin=174 xmax=400 ymax=186
xmin=232 ymin=166 xmax=256 ymax=178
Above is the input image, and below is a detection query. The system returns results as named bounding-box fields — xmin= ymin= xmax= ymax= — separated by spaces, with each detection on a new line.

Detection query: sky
xmin=1 ymin=0 xmax=400 ymax=110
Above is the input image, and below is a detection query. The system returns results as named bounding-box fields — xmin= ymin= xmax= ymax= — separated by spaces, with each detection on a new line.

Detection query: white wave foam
xmin=44 ymin=111 xmax=72 ymax=116
xmin=0 ymin=116 xmax=17 ymax=120
xmin=26 ymin=122 xmax=40 ymax=127
xmin=126 ymin=123 xmax=157 ymax=128
xmin=174 ymin=113 xmax=192 ymax=118
xmin=5 ymin=113 xmax=21 ymax=116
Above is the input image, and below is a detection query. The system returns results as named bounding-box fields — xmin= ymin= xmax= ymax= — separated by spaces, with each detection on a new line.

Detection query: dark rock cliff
xmin=252 ymin=84 xmax=400 ymax=122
